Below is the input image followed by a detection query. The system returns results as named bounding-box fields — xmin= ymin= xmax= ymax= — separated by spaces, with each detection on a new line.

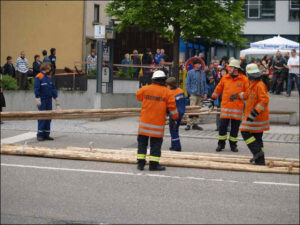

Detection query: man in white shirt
xmin=15 ymin=51 xmax=29 ymax=90
xmin=87 ymin=49 xmax=97 ymax=72
xmin=286 ymin=49 xmax=300 ymax=97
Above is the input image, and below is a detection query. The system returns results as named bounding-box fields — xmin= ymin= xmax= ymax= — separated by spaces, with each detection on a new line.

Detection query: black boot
xmin=230 ymin=146 xmax=239 ymax=152
xmin=149 ymin=161 xmax=166 ymax=171
xmin=44 ymin=136 xmax=54 ymax=141
xmin=192 ymin=124 xmax=203 ymax=130
xmin=216 ymin=145 xmax=224 ymax=152
xmin=37 ymin=136 xmax=45 ymax=141
xmin=185 ymin=125 xmax=191 ymax=130
xmin=250 ymin=151 xmax=265 ymax=166
xmin=137 ymin=160 xmax=146 ymax=171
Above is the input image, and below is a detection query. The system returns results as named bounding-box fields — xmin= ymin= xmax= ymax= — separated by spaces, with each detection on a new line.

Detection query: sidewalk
xmin=1 ymin=91 xmax=299 ymax=143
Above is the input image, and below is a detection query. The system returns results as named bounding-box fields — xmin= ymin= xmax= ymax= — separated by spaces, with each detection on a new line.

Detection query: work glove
xmin=54 ymin=98 xmax=61 ymax=110
xmin=230 ymin=93 xmax=238 ymax=102
xmin=35 ymin=98 xmax=41 ymax=107
xmin=207 ymin=98 xmax=214 ymax=110
xmin=247 ymin=109 xmax=259 ymax=122
xmin=170 ymin=120 xmax=178 ymax=131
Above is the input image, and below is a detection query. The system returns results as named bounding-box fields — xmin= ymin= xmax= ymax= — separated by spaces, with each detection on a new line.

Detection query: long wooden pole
xmin=1 ymin=144 xmax=298 ymax=174
xmin=0 ymin=107 xmax=218 ymax=121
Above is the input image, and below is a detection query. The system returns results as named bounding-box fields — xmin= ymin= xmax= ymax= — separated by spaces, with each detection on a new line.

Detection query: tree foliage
xmin=106 ymin=0 xmax=246 ymax=45
xmin=106 ymin=0 xmax=246 ymax=76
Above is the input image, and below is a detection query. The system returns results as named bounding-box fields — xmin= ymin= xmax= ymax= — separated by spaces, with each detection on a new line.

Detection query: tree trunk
xmin=172 ymin=24 xmax=180 ymax=80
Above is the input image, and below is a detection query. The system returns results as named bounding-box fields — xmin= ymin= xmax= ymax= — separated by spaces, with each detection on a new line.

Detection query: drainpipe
xmin=82 ymin=0 xmax=87 ymax=71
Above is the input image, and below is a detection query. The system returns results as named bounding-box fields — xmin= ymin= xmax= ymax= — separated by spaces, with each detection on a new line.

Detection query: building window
xmin=289 ymin=0 xmax=300 ymax=21
xmin=94 ymin=4 xmax=100 ymax=23
xmin=244 ymin=0 xmax=275 ymax=20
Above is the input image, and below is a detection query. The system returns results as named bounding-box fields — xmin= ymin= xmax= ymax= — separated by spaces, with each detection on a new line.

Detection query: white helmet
xmin=229 ymin=59 xmax=241 ymax=69
xmin=246 ymin=63 xmax=261 ymax=79
xmin=152 ymin=70 xmax=166 ymax=79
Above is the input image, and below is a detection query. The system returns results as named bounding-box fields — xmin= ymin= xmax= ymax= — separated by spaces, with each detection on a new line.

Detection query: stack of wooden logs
xmin=0 ymin=106 xmax=219 ymax=121
xmin=1 ymin=143 xmax=299 ymax=175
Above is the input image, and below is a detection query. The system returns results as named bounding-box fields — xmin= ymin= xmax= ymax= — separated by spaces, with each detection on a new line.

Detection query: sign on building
xmin=102 ymin=67 xmax=110 ymax=83
xmin=94 ymin=25 xmax=106 ymax=39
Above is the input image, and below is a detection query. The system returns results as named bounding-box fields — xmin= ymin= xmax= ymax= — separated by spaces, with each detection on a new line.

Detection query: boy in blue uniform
xmin=34 ymin=63 xmax=60 ymax=141
xmin=166 ymin=77 xmax=186 ymax=151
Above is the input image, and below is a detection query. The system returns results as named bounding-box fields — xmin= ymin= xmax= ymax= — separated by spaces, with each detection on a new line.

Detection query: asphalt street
xmin=1 ymin=122 xmax=300 ymax=224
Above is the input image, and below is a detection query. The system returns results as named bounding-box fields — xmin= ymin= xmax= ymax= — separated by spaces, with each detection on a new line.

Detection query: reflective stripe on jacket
xmin=239 ymin=80 xmax=270 ymax=133
xmin=170 ymin=88 xmax=186 ymax=117
xmin=212 ymin=73 xmax=248 ymax=120
xmin=137 ymin=83 xmax=179 ymax=138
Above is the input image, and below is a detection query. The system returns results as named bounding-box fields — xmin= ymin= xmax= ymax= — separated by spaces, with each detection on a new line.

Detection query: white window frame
xmin=290 ymin=0 xmax=300 ymax=10
xmin=247 ymin=0 xmax=261 ymax=19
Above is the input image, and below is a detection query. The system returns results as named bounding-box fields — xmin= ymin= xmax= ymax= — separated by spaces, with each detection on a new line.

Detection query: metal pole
xmin=108 ymin=40 xmax=114 ymax=93
xmin=96 ymin=39 xmax=103 ymax=93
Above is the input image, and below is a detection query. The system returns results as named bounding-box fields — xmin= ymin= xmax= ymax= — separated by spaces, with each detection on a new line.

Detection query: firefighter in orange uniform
xmin=210 ymin=59 xmax=249 ymax=152
xmin=230 ymin=63 xmax=269 ymax=165
xmin=136 ymin=70 xmax=179 ymax=171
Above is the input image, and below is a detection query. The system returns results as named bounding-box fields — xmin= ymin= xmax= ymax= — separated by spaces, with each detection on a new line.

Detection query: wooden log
xmin=0 ymin=106 xmax=215 ymax=121
xmin=1 ymin=144 xmax=298 ymax=174
xmin=63 ymin=146 xmax=299 ymax=168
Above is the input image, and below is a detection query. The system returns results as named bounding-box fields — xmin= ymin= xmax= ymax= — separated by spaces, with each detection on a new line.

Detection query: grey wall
xmin=2 ymin=79 xmax=140 ymax=111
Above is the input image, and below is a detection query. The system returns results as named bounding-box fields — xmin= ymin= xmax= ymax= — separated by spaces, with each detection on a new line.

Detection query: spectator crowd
xmin=1 ymin=48 xmax=57 ymax=90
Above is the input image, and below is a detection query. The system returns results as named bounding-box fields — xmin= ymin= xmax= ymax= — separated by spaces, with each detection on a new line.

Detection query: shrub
xmin=87 ymin=69 xmax=97 ymax=78
xmin=1 ymin=75 xmax=19 ymax=90
xmin=28 ymin=78 xmax=35 ymax=90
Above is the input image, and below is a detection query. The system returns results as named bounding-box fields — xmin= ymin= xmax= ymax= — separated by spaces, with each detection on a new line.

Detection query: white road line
xmin=1 ymin=132 xmax=36 ymax=144
xmin=253 ymin=181 xmax=299 ymax=187
xmin=1 ymin=163 xmax=299 ymax=188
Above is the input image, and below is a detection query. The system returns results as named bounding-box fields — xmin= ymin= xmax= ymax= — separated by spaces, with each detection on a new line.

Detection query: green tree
xmin=106 ymin=0 xmax=246 ymax=77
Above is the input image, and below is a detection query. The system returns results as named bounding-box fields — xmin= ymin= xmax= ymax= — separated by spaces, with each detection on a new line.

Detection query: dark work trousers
xmin=271 ymin=71 xmax=285 ymax=94
xmin=16 ymin=71 xmax=28 ymax=90
xmin=218 ymin=118 xmax=241 ymax=149
xmin=241 ymin=131 xmax=264 ymax=162
xmin=37 ymin=98 xmax=52 ymax=138
xmin=262 ymin=75 xmax=270 ymax=91
xmin=169 ymin=117 xmax=182 ymax=151
xmin=137 ymin=135 xmax=163 ymax=162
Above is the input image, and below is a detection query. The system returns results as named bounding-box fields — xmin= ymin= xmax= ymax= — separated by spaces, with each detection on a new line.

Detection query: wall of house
xmin=1 ymin=1 xmax=84 ymax=69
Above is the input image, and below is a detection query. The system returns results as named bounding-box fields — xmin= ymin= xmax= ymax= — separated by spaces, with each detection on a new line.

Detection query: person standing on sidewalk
xmin=210 ymin=59 xmax=249 ymax=152
xmin=15 ymin=51 xmax=29 ymax=90
xmin=34 ymin=62 xmax=60 ymax=141
xmin=136 ymin=70 xmax=179 ymax=171
xmin=3 ymin=56 xmax=16 ymax=78
xmin=42 ymin=50 xmax=51 ymax=63
xmin=230 ymin=63 xmax=269 ymax=165
xmin=286 ymin=49 xmax=300 ymax=97
xmin=166 ymin=77 xmax=185 ymax=152
xmin=270 ymin=51 xmax=286 ymax=95
xmin=132 ymin=49 xmax=141 ymax=79
xmin=33 ymin=55 xmax=42 ymax=77
xmin=49 ymin=48 xmax=56 ymax=75
xmin=185 ymin=59 xmax=208 ymax=131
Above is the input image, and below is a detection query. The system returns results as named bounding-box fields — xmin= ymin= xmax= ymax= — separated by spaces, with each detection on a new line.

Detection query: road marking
xmin=1 ymin=163 xmax=299 ymax=188
xmin=253 ymin=181 xmax=299 ymax=187
xmin=1 ymin=132 xmax=36 ymax=144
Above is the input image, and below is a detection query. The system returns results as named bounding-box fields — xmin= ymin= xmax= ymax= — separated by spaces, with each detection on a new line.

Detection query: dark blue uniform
xmin=169 ymin=88 xmax=186 ymax=151
xmin=34 ymin=72 xmax=57 ymax=138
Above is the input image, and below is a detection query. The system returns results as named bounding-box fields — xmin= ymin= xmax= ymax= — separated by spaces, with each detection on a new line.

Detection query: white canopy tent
xmin=240 ymin=36 xmax=299 ymax=60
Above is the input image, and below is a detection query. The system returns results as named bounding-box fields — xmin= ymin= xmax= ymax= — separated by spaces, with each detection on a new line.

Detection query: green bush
xmin=28 ymin=78 xmax=35 ymax=90
xmin=87 ymin=70 xmax=97 ymax=78
xmin=1 ymin=75 xmax=19 ymax=90
xmin=115 ymin=66 xmax=134 ymax=79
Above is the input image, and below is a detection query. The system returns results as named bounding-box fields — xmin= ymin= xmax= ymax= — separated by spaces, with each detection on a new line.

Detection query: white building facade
xmin=242 ymin=0 xmax=299 ymax=45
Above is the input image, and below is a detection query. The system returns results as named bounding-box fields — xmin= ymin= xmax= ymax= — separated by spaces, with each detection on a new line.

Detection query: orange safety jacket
xmin=136 ymin=83 xmax=179 ymax=138
xmin=238 ymin=80 xmax=270 ymax=133
xmin=212 ymin=73 xmax=249 ymax=120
